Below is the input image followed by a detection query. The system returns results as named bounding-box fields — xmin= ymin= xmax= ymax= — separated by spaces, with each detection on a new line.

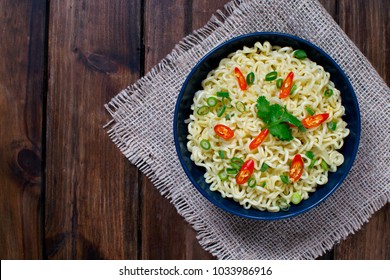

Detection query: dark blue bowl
xmin=173 ymin=32 xmax=360 ymax=220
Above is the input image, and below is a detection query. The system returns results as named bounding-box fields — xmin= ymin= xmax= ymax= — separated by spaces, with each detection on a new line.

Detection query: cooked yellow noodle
xmin=187 ymin=41 xmax=349 ymax=212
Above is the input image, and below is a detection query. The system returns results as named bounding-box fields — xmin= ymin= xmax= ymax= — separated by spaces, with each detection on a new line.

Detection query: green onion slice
xmin=294 ymin=49 xmax=307 ymax=59
xmin=305 ymin=151 xmax=316 ymax=169
xmin=230 ymin=162 xmax=242 ymax=171
xmin=280 ymin=174 xmax=290 ymax=184
xmin=324 ymin=89 xmax=334 ymax=98
xmin=265 ymin=71 xmax=278 ymax=81
xmin=290 ymin=84 xmax=298 ymax=95
xmin=276 ymin=78 xmax=283 ymax=88
xmin=261 ymin=182 xmax=266 ymax=188
xmin=218 ymin=150 xmax=225 ymax=159
xmin=200 ymin=139 xmax=211 ymax=150
xmin=206 ymin=96 xmax=218 ymax=107
xmin=216 ymin=105 xmax=226 ymax=117
xmin=231 ymin=157 xmax=244 ymax=170
xmin=328 ymin=121 xmax=337 ymax=131
xmin=248 ymin=177 xmax=256 ymax=188
xmin=196 ymin=106 xmax=209 ymax=115
xmin=226 ymin=168 xmax=238 ymax=175
xmin=246 ymin=72 xmax=255 ymax=85
xmin=260 ymin=163 xmax=269 ymax=172
xmin=217 ymin=91 xmax=229 ymax=98
xmin=305 ymin=106 xmax=315 ymax=116
xmin=291 ymin=192 xmax=302 ymax=205
xmin=218 ymin=171 xmax=228 ymax=181
xmin=321 ymin=160 xmax=328 ymax=171
xmin=231 ymin=157 xmax=244 ymax=166
xmin=305 ymin=151 xmax=315 ymax=159
xmin=235 ymin=101 xmax=246 ymax=112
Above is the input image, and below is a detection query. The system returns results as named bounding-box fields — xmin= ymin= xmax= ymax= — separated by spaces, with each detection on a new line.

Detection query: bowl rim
xmin=173 ymin=32 xmax=361 ymax=220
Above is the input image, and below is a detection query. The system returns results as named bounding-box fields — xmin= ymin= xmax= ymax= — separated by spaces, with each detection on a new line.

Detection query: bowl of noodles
xmin=173 ymin=32 xmax=360 ymax=220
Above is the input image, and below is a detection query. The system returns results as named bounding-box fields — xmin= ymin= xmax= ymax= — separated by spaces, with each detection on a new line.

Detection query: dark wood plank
xmin=334 ymin=0 xmax=390 ymax=259
xmin=141 ymin=0 xmax=230 ymax=259
xmin=45 ymin=0 xmax=142 ymax=259
xmin=0 ymin=0 xmax=46 ymax=259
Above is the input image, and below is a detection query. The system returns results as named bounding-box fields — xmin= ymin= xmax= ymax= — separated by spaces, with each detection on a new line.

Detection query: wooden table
xmin=0 ymin=0 xmax=388 ymax=260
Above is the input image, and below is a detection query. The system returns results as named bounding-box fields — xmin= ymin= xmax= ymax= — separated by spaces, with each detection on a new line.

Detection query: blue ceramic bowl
xmin=173 ymin=32 xmax=360 ymax=220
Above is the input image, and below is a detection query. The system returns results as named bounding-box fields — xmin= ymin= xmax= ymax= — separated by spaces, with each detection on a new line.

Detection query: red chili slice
xmin=289 ymin=154 xmax=304 ymax=182
xmin=249 ymin=128 xmax=269 ymax=150
xmin=234 ymin=67 xmax=247 ymax=91
xmin=214 ymin=124 xmax=234 ymax=140
xmin=302 ymin=113 xmax=329 ymax=129
xmin=236 ymin=159 xmax=255 ymax=185
xmin=279 ymin=71 xmax=294 ymax=98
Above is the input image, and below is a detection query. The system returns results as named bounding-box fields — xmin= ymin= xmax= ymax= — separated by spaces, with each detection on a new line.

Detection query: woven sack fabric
xmin=105 ymin=0 xmax=390 ymax=259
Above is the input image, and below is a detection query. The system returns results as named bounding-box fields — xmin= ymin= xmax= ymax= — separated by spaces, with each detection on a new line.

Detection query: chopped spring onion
xmin=328 ymin=121 xmax=337 ymax=131
xmin=226 ymin=168 xmax=238 ymax=175
xmin=261 ymin=182 xmax=266 ymax=188
xmin=276 ymin=78 xmax=283 ymax=88
xmin=280 ymin=174 xmax=290 ymax=184
xmin=291 ymin=192 xmax=302 ymax=205
xmin=265 ymin=71 xmax=278 ymax=81
xmin=290 ymin=84 xmax=298 ymax=95
xmin=216 ymin=105 xmax=226 ymax=117
xmin=217 ymin=91 xmax=229 ymax=98
xmin=294 ymin=49 xmax=307 ymax=59
xmin=246 ymin=72 xmax=255 ymax=85
xmin=200 ymin=139 xmax=211 ymax=150
xmin=231 ymin=157 xmax=244 ymax=170
xmin=324 ymin=89 xmax=334 ymax=98
xmin=206 ymin=96 xmax=218 ymax=107
xmin=218 ymin=171 xmax=228 ymax=181
xmin=230 ymin=162 xmax=241 ymax=170
xmin=260 ymin=162 xmax=269 ymax=172
xmin=235 ymin=101 xmax=246 ymax=112
xmin=305 ymin=106 xmax=315 ymax=116
xmin=231 ymin=157 xmax=244 ymax=166
xmin=196 ymin=106 xmax=209 ymax=115
xmin=305 ymin=151 xmax=316 ymax=169
xmin=321 ymin=160 xmax=328 ymax=171
xmin=305 ymin=151 xmax=315 ymax=159
xmin=248 ymin=177 xmax=256 ymax=188
xmin=218 ymin=150 xmax=225 ymax=159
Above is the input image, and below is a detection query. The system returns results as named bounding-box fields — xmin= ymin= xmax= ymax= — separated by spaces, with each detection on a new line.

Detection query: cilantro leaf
xmin=256 ymin=95 xmax=305 ymax=141
xmin=256 ymin=96 xmax=272 ymax=123
xmin=269 ymin=123 xmax=294 ymax=141
xmin=279 ymin=110 xmax=306 ymax=132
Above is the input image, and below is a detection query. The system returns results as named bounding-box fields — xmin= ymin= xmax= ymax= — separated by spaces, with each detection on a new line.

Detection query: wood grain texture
xmin=334 ymin=0 xmax=390 ymax=259
xmin=0 ymin=0 xmax=46 ymax=259
xmin=140 ymin=0 xmax=229 ymax=260
xmin=45 ymin=0 xmax=142 ymax=259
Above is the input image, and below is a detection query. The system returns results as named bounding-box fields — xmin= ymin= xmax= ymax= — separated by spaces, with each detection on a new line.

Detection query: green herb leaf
xmin=256 ymin=96 xmax=306 ymax=140
xmin=269 ymin=123 xmax=294 ymax=141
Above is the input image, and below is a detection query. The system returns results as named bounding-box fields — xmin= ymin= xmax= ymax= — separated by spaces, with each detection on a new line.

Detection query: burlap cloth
xmin=105 ymin=0 xmax=390 ymax=259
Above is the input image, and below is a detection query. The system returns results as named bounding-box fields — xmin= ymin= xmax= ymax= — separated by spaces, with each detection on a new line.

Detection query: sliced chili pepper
xmin=234 ymin=67 xmax=247 ymax=91
xmin=214 ymin=124 xmax=234 ymax=140
xmin=302 ymin=113 xmax=329 ymax=129
xmin=236 ymin=159 xmax=255 ymax=185
xmin=289 ymin=154 xmax=303 ymax=182
xmin=279 ymin=71 xmax=294 ymax=98
xmin=249 ymin=128 xmax=269 ymax=150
